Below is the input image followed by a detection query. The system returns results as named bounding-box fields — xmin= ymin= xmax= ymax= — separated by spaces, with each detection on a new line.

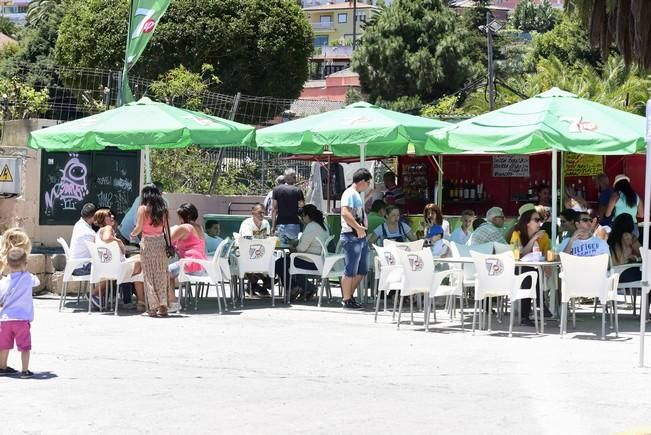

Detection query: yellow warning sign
xmin=0 ymin=164 xmax=13 ymax=182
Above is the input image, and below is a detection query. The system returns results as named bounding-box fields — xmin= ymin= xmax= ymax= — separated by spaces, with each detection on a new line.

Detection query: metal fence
xmin=0 ymin=61 xmax=347 ymax=194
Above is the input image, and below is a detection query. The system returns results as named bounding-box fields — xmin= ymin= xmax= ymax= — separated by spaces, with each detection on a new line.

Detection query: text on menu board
xmin=492 ymin=155 xmax=530 ymax=177
xmin=564 ymin=153 xmax=603 ymax=176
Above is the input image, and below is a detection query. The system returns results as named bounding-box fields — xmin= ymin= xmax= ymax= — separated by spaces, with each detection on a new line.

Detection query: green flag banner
xmin=121 ymin=0 xmax=171 ymax=104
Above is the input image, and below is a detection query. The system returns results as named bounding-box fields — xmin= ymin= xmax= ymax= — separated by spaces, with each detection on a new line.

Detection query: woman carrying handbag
xmin=131 ymin=183 xmax=171 ymax=317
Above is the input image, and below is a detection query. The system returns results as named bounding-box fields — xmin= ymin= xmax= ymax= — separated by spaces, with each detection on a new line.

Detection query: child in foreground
xmin=0 ymin=247 xmax=39 ymax=378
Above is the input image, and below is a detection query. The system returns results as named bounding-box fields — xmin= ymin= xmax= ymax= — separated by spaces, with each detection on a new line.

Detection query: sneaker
xmin=254 ymin=286 xmax=271 ymax=297
xmin=0 ymin=366 xmax=17 ymax=376
xmin=90 ymin=295 xmax=102 ymax=311
xmin=18 ymin=370 xmax=33 ymax=379
xmin=521 ymin=318 xmax=535 ymax=326
xmin=342 ymin=299 xmax=364 ymax=310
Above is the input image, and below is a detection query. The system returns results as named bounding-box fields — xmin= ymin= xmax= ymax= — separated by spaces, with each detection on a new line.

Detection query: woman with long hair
xmin=167 ymin=203 xmax=208 ymax=312
xmin=130 ymin=184 xmax=169 ymax=317
xmin=421 ymin=203 xmax=450 ymax=238
xmin=94 ymin=209 xmax=146 ymax=311
xmin=606 ymin=175 xmax=643 ymax=232
xmin=279 ymin=204 xmax=329 ymax=302
xmin=510 ymin=209 xmax=551 ymax=325
xmin=608 ymin=214 xmax=642 ymax=281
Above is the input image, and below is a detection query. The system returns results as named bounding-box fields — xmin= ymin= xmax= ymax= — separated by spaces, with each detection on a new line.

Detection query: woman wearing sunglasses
xmin=509 ymin=209 xmax=551 ymax=326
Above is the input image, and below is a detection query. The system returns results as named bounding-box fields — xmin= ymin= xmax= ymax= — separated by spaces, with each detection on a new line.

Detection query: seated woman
xmin=368 ymin=205 xmax=416 ymax=246
xmin=421 ymin=203 xmax=450 ymax=238
xmin=168 ymin=203 xmax=208 ymax=312
xmin=93 ymin=209 xmax=146 ymax=312
xmin=608 ymin=214 xmax=641 ymax=283
xmin=509 ymin=208 xmax=552 ymax=325
xmin=276 ymin=204 xmax=329 ymax=302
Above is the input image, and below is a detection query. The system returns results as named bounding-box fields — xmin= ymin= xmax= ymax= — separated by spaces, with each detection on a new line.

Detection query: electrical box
xmin=0 ymin=158 xmax=22 ymax=195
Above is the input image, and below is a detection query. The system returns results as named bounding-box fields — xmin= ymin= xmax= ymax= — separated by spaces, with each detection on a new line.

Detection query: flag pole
xmin=119 ymin=0 xmax=134 ymax=107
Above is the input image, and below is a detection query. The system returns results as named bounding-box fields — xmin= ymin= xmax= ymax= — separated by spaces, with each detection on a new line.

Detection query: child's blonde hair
xmin=6 ymin=247 xmax=27 ymax=269
xmin=0 ymin=228 xmax=32 ymax=271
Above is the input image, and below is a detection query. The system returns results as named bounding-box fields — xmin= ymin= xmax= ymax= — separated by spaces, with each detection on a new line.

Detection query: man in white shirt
xmin=69 ymin=203 xmax=97 ymax=276
xmin=559 ymin=210 xmax=609 ymax=256
xmin=238 ymin=203 xmax=271 ymax=239
xmin=340 ymin=168 xmax=372 ymax=310
xmin=449 ymin=209 xmax=475 ymax=245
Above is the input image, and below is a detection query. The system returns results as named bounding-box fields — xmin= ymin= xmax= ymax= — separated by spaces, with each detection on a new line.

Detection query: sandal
xmin=141 ymin=311 xmax=158 ymax=318
xmin=158 ymin=306 xmax=168 ymax=317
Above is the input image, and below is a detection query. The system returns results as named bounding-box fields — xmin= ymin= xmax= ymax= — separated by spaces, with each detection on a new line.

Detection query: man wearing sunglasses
xmin=559 ymin=211 xmax=609 ymax=256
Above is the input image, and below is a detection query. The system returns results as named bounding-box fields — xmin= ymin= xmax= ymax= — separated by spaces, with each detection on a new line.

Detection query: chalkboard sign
xmin=39 ymin=150 xmax=141 ymax=225
xmin=564 ymin=153 xmax=603 ymax=176
xmin=492 ymin=155 xmax=530 ymax=177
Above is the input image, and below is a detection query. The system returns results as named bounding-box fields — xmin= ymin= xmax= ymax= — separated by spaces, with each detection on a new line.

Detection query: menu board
xmin=492 ymin=156 xmax=530 ymax=177
xmin=39 ymin=150 xmax=140 ymax=225
xmin=564 ymin=153 xmax=603 ymax=176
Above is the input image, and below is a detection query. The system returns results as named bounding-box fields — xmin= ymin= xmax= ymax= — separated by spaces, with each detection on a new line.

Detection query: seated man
xmin=559 ymin=210 xmax=609 ymax=256
xmin=559 ymin=209 xmax=578 ymax=242
xmin=367 ymin=199 xmax=387 ymax=234
xmin=70 ymin=203 xmax=97 ymax=277
xmin=204 ymin=219 xmax=223 ymax=256
xmin=239 ymin=203 xmax=271 ymax=239
xmin=449 ymin=209 xmax=475 ymax=245
xmin=469 ymin=207 xmax=506 ymax=245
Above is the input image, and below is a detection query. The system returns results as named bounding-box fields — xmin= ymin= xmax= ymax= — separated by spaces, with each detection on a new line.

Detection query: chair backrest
xmin=84 ymin=240 xmax=126 ymax=284
xmin=470 ymin=250 xmax=517 ymax=299
xmin=396 ymin=248 xmax=435 ymax=296
xmin=493 ymin=242 xmax=513 ymax=254
xmin=217 ymin=237 xmax=234 ymax=278
xmin=384 ymin=239 xmax=424 ymax=252
xmin=559 ymin=253 xmax=610 ymax=300
xmin=57 ymin=237 xmax=72 ymax=259
xmin=373 ymin=244 xmax=401 ymax=268
xmin=235 ymin=237 xmax=278 ymax=277
xmin=470 ymin=242 xmax=494 ymax=255
xmin=317 ymin=235 xmax=334 ymax=257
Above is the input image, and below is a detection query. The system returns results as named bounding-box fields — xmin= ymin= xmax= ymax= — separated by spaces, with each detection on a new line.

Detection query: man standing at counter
xmin=469 ymin=207 xmax=506 ymax=245
xmin=382 ymin=171 xmax=405 ymax=206
xmin=340 ymin=168 xmax=372 ymax=310
xmin=271 ymin=168 xmax=304 ymax=246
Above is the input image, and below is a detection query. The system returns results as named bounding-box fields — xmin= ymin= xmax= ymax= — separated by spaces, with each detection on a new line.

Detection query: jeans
xmin=276 ymin=224 xmax=301 ymax=245
xmin=340 ymin=232 xmax=369 ymax=277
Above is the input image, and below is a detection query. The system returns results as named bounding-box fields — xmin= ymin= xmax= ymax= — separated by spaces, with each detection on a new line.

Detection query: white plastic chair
xmin=288 ymin=235 xmax=331 ymax=299
xmin=317 ymin=238 xmax=346 ymax=306
xmin=384 ymin=239 xmax=424 ymax=251
xmin=57 ymin=237 xmax=91 ymax=312
xmin=372 ymin=244 xmax=404 ymax=322
xmin=559 ymin=253 xmax=620 ymax=339
xmin=232 ymin=237 xmax=279 ymax=307
xmin=85 ymin=241 xmax=143 ymax=315
xmin=395 ymin=248 xmax=464 ymax=331
xmin=448 ymin=241 xmax=493 ymax=299
xmin=177 ymin=240 xmax=229 ymax=314
xmin=470 ymin=251 xmax=539 ymax=336
xmin=493 ymin=242 xmax=513 ymax=254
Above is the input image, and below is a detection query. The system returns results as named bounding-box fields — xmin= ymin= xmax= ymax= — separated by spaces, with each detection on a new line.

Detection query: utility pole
xmin=486 ymin=11 xmax=495 ymax=111
xmin=352 ymin=0 xmax=357 ymax=50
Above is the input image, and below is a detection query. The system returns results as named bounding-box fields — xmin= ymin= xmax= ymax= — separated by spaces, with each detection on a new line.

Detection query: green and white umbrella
xmin=256 ymin=101 xmax=451 ymax=161
xmin=28 ymin=97 xmax=256 ymax=181
xmin=425 ymin=88 xmax=646 ymax=155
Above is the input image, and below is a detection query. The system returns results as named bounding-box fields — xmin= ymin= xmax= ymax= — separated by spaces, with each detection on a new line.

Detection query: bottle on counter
xmin=470 ymin=179 xmax=476 ymax=199
xmin=577 ymin=179 xmax=584 ymax=198
xmin=527 ymin=181 xmax=533 ymax=196
xmin=463 ymin=180 xmax=469 ymax=200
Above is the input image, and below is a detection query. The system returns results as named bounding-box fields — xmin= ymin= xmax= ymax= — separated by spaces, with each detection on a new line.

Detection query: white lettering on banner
xmin=97 ymin=191 xmax=113 ymax=209
xmin=131 ymin=8 xmax=156 ymax=39
xmin=492 ymin=156 xmax=530 ymax=177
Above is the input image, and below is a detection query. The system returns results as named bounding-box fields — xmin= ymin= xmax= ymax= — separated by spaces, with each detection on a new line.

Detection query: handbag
xmin=163 ymin=211 xmax=177 ymax=258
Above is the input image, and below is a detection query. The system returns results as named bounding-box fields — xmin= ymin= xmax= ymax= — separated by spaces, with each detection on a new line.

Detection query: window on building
xmin=313 ymin=35 xmax=329 ymax=47
xmin=356 ymin=13 xmax=367 ymax=23
xmin=338 ymin=13 xmax=347 ymax=23
xmin=319 ymin=15 xmax=332 ymax=24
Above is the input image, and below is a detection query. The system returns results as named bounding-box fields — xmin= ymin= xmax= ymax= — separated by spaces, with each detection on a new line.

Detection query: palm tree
xmin=26 ymin=0 xmax=62 ymax=26
xmin=566 ymin=0 xmax=651 ymax=69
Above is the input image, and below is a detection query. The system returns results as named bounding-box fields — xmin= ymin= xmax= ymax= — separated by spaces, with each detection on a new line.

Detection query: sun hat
xmin=613 ymin=174 xmax=630 ymax=187
xmin=518 ymin=203 xmax=536 ymax=217
xmin=486 ymin=207 xmax=504 ymax=220
xmin=427 ymin=224 xmax=444 ymax=238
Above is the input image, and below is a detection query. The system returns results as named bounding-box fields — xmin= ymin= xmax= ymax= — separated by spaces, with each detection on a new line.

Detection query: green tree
xmin=26 ymin=0 xmax=63 ymax=27
xmin=0 ymin=77 xmax=49 ymax=119
xmin=54 ymin=0 xmax=313 ymax=99
xmin=526 ymin=13 xmax=601 ymax=69
xmin=352 ymin=0 xmax=478 ymax=103
xmin=148 ymin=64 xmax=220 ymax=111
xmin=512 ymin=0 xmax=559 ymax=33
xmin=0 ymin=17 xmax=17 ymax=37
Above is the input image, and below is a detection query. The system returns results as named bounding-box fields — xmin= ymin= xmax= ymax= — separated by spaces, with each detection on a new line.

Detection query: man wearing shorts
xmin=340 ymin=168 xmax=372 ymax=310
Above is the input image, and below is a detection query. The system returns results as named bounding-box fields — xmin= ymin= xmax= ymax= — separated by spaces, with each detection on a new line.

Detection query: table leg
xmin=538 ymin=265 xmax=545 ymax=334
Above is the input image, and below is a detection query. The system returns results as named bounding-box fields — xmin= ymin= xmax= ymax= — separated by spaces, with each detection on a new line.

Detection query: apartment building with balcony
xmin=303 ymin=1 xmax=380 ymax=79
xmin=0 ymin=0 xmax=30 ymax=24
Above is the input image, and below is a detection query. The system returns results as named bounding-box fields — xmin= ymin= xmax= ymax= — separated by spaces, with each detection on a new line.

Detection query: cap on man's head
xmin=486 ymin=207 xmax=504 ymax=220
xmin=427 ymin=224 xmax=444 ymax=238
xmin=518 ymin=203 xmax=535 ymax=217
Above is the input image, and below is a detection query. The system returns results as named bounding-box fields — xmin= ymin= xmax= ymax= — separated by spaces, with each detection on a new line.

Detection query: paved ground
xmin=2 ymin=292 xmax=651 ymax=435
